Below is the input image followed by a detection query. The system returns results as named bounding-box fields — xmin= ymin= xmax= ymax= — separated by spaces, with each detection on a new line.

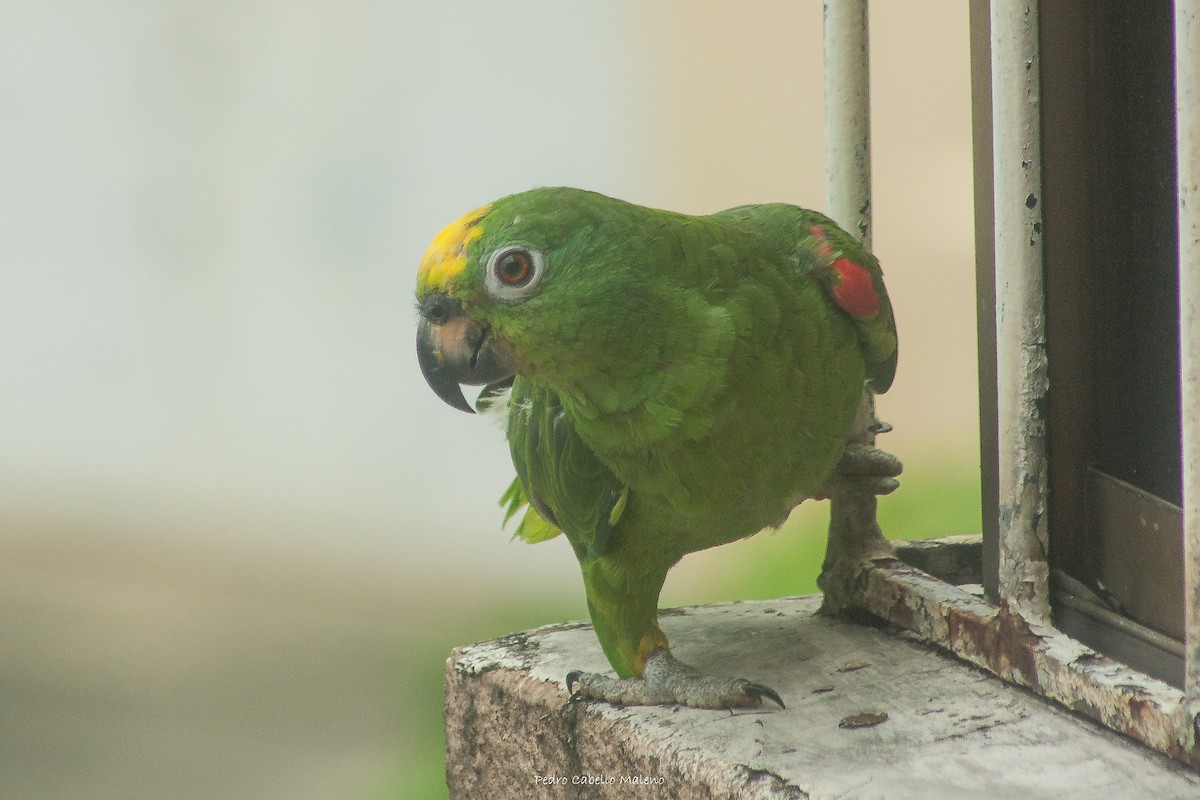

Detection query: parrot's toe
xmin=873 ymin=476 xmax=901 ymax=496
xmin=563 ymin=651 xmax=784 ymax=710
xmin=837 ymin=443 xmax=903 ymax=477
xmin=740 ymin=681 xmax=786 ymax=709
xmin=815 ymin=444 xmax=903 ymax=500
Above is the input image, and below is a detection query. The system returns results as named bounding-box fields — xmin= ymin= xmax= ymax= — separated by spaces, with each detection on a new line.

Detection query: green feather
xmin=505 ymin=378 xmax=629 ymax=560
xmin=514 ymin=507 xmax=561 ymax=544
xmin=500 ymin=478 xmax=563 ymax=544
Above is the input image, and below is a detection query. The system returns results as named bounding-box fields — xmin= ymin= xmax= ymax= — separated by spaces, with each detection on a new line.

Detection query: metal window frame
xmin=818 ymin=0 xmax=1200 ymax=766
xmin=1180 ymin=0 xmax=1200 ymax=748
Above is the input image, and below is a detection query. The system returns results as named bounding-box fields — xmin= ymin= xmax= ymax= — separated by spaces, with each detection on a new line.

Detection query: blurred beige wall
xmin=641 ymin=1 xmax=978 ymax=458
xmin=1 ymin=1 xmax=976 ymax=586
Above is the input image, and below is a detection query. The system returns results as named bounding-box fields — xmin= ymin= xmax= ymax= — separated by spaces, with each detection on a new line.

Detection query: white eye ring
xmin=484 ymin=245 xmax=545 ymax=301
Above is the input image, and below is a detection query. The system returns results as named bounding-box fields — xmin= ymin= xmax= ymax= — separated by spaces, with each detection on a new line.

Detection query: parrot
xmin=414 ymin=187 xmax=899 ymax=709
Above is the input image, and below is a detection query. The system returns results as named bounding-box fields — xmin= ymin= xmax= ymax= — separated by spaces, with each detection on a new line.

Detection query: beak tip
xmin=416 ymin=310 xmax=513 ymax=415
xmin=416 ymin=321 xmax=477 ymax=414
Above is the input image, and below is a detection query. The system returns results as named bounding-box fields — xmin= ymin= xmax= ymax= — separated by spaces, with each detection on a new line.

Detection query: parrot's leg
xmin=817 ymin=391 xmax=903 ymax=615
xmin=566 ymin=555 xmax=785 ymax=709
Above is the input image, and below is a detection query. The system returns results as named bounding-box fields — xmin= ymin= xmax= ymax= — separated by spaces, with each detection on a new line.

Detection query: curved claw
xmin=742 ymin=681 xmax=786 ymax=710
xmin=876 ymin=477 xmax=901 ymax=496
xmin=565 ymin=670 xmax=585 ymax=699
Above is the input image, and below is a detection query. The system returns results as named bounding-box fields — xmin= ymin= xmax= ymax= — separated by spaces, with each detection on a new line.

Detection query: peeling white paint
xmin=991 ymin=0 xmax=1050 ymax=625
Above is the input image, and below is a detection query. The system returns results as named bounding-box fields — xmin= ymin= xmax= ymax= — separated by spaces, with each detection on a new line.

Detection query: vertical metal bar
xmin=1178 ymin=0 xmax=1200 ymax=745
xmin=969 ymin=0 xmax=1000 ymax=602
xmin=823 ymin=0 xmax=871 ymax=248
xmin=991 ymin=1 xmax=1050 ymax=624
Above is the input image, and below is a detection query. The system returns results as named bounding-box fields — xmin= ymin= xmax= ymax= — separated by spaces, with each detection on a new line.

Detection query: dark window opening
xmin=1039 ymin=0 xmax=1183 ymax=683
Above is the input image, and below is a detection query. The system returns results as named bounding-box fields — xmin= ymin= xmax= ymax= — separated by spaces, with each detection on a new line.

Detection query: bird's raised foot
xmin=565 ymin=650 xmax=784 ymax=709
xmin=813 ymin=444 xmax=903 ymax=500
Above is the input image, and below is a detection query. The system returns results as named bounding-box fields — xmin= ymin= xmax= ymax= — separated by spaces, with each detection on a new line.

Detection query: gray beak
xmin=416 ymin=293 xmax=516 ymax=414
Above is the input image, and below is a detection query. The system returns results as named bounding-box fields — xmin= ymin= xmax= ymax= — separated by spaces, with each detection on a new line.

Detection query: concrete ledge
xmin=445 ymin=595 xmax=1200 ymax=799
xmin=892 ymin=534 xmax=983 ymax=585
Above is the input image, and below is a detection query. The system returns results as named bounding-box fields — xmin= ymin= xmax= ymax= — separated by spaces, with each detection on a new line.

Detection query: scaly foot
xmin=566 ymin=650 xmax=784 ymax=709
xmin=813 ymin=443 xmax=902 ymax=500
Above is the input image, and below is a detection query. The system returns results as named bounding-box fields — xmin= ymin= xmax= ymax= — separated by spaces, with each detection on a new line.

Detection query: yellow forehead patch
xmin=417 ymin=204 xmax=491 ymax=291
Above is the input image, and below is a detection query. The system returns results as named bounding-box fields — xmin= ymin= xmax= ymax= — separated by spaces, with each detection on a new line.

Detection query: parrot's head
xmin=415 ymin=187 xmax=653 ymax=413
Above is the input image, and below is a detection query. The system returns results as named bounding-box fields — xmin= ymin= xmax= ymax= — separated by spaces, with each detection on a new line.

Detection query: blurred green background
xmin=1 ymin=2 xmax=977 ymax=798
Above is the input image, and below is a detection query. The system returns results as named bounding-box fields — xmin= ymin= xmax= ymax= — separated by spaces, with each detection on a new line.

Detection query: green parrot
xmin=415 ymin=187 xmax=899 ymax=708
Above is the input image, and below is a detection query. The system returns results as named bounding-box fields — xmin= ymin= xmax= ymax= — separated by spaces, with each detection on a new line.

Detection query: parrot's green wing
xmin=504 ymin=378 xmax=629 ymax=559
xmin=710 ymin=205 xmax=897 ymax=394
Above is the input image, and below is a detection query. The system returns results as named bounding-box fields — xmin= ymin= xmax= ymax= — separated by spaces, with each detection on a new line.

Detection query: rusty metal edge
xmin=846 ymin=553 xmax=1199 ymax=769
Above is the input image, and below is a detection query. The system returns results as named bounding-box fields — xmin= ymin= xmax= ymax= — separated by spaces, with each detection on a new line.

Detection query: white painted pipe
xmin=1176 ymin=0 xmax=1200 ymax=735
xmin=823 ymin=0 xmax=872 ymax=249
xmin=991 ymin=1 xmax=1050 ymax=624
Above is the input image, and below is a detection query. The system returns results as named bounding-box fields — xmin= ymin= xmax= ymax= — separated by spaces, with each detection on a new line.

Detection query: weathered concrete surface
xmin=445 ymin=595 xmax=1200 ymax=799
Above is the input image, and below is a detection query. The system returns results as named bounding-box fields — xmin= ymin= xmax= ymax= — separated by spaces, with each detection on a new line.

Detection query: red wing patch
xmin=831 ymin=257 xmax=880 ymax=318
xmin=808 ymin=225 xmax=880 ymax=319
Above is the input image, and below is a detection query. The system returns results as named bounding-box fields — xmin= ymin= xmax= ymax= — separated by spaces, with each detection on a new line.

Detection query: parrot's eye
xmin=496 ymin=250 xmax=533 ymax=286
xmin=485 ymin=246 xmax=544 ymax=300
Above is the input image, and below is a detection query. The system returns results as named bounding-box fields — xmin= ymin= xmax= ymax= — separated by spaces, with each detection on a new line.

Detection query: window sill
xmin=445 ymin=570 xmax=1200 ymax=797
xmin=855 ymin=536 xmax=1197 ymax=769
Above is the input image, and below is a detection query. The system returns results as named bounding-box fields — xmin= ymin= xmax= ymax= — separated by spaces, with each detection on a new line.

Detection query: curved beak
xmin=416 ymin=296 xmax=516 ymax=414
